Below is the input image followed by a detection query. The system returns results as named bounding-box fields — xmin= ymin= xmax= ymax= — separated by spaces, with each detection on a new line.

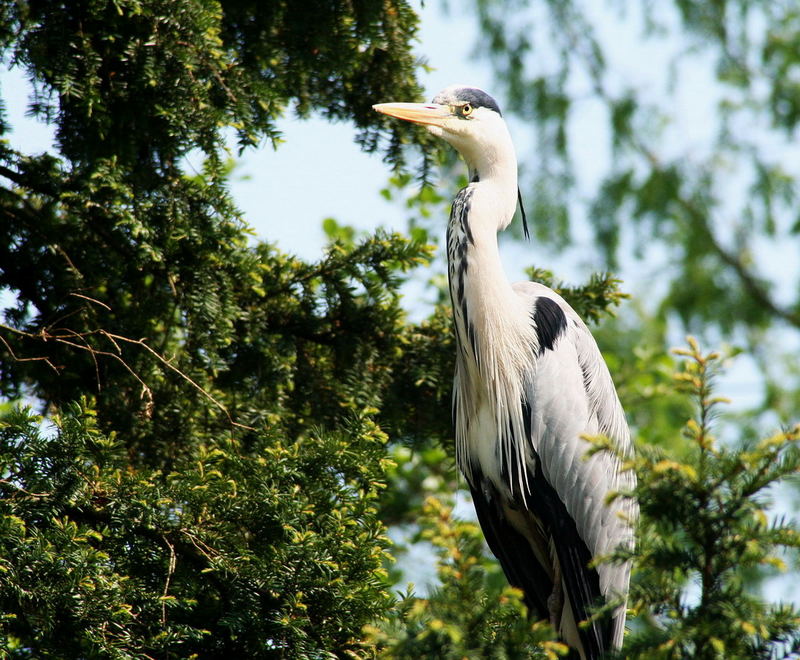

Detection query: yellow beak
xmin=372 ymin=102 xmax=450 ymax=127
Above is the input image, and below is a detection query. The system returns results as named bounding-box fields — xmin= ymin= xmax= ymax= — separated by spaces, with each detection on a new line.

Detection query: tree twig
xmin=0 ymin=332 xmax=60 ymax=373
xmin=0 ymin=321 xmax=255 ymax=431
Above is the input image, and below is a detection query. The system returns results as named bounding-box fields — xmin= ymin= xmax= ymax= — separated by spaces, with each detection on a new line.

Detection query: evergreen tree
xmin=2 ymin=1 xmax=800 ymax=658
xmin=0 ymin=1 xmax=432 ymax=656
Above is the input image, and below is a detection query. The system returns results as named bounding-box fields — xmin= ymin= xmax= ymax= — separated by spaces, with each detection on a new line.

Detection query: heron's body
xmin=375 ymin=86 xmax=636 ymax=659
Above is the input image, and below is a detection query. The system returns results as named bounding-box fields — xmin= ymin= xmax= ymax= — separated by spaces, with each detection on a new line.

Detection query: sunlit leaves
xmin=627 ymin=339 xmax=800 ymax=659
xmin=525 ymin=266 xmax=629 ymax=323
xmin=367 ymin=496 xmax=567 ymax=659
xmin=0 ymin=2 xmax=434 ymax=656
xmin=0 ymin=402 xmax=394 ymax=657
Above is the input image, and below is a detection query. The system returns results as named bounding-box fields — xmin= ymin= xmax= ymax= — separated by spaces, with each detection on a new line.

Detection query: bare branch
xmin=696 ymin=218 xmax=800 ymax=328
xmin=161 ymin=535 xmax=177 ymax=626
xmin=69 ymin=292 xmax=111 ymax=311
xmin=100 ymin=331 xmax=255 ymax=431
xmin=0 ymin=332 xmax=61 ymax=373
xmin=0 ymin=321 xmax=255 ymax=431
xmin=0 ymin=478 xmax=51 ymax=499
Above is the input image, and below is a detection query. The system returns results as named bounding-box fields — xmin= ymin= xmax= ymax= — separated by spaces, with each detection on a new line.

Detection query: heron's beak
xmin=373 ymin=102 xmax=450 ymax=127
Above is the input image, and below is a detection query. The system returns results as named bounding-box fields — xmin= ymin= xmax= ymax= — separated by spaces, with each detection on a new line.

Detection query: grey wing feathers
xmin=513 ymin=281 xmax=637 ymax=650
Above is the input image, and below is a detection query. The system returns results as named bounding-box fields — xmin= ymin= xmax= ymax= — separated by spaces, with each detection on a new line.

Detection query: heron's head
xmin=374 ymin=85 xmax=514 ymax=177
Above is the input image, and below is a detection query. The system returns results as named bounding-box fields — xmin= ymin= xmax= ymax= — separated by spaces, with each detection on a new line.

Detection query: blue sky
xmin=225 ymin=3 xmax=492 ymax=259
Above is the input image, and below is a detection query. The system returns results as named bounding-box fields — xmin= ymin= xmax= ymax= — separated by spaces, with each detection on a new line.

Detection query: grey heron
xmin=374 ymin=86 xmax=636 ymax=659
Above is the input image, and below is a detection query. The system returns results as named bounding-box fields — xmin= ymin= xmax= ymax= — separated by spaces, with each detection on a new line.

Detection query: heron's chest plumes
xmin=446 ymin=186 xmax=537 ymax=496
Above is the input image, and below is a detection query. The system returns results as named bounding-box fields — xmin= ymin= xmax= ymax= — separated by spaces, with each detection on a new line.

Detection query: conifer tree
xmin=2 ymin=2 xmax=800 ymax=658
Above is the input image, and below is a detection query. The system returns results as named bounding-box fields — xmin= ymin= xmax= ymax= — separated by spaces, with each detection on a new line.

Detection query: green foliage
xmin=0 ymin=1 xmax=437 ymax=656
xmin=0 ymin=401 xmax=393 ymax=658
xmin=3 ymin=1 xmax=800 ymax=658
xmin=381 ymin=304 xmax=455 ymax=446
xmin=367 ymin=496 xmax=567 ymax=660
xmin=0 ymin=0 xmax=434 ymax=456
xmin=525 ymin=266 xmax=629 ymax=324
xmin=627 ymin=339 xmax=800 ymax=659
xmin=1 ymin=0 xmax=427 ymax=166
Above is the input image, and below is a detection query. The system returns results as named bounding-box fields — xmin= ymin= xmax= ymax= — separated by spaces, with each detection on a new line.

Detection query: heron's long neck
xmin=447 ymin=165 xmax=529 ymax=373
xmin=450 ymin=146 xmax=518 ymax=295
xmin=467 ymin=143 xmax=519 ymax=232
xmin=448 ymin=167 xmax=536 ymax=490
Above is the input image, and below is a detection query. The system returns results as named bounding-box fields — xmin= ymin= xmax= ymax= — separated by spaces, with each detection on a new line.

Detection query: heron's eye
xmin=460 ymin=103 xmax=473 ymax=117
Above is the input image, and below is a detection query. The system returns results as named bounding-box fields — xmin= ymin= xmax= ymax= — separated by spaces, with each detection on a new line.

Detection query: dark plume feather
xmin=518 ymin=188 xmax=529 ymax=240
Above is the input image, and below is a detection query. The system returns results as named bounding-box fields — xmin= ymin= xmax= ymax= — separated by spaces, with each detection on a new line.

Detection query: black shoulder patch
xmin=533 ymin=297 xmax=567 ymax=355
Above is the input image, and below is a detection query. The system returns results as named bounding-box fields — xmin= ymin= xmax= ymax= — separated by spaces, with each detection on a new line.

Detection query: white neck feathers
xmin=447 ymin=181 xmax=537 ymax=497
